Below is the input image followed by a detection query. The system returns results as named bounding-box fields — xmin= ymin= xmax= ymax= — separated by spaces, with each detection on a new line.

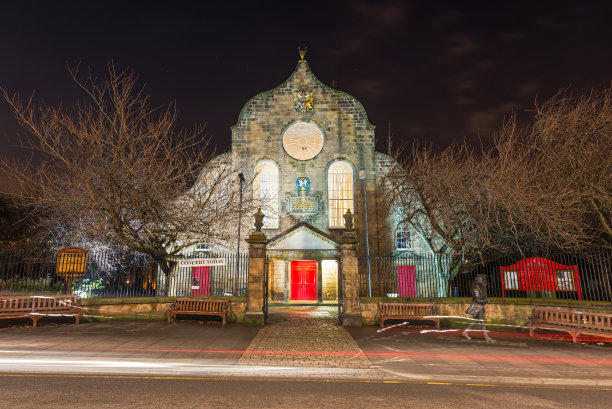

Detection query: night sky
xmin=1 ymin=1 xmax=611 ymax=172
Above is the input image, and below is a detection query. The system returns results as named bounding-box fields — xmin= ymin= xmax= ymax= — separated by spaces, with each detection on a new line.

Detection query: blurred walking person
xmin=463 ymin=275 xmax=495 ymax=342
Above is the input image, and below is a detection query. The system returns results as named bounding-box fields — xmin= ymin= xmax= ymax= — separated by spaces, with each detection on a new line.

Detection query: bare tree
xmin=385 ymin=142 xmax=495 ymax=296
xmin=526 ymin=87 xmax=612 ymax=247
xmin=1 ymin=63 xmax=251 ymax=293
xmin=384 ymin=86 xmax=611 ymax=295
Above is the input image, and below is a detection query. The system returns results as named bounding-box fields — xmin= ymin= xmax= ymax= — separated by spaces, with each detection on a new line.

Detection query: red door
xmin=397 ymin=265 xmax=416 ymax=297
xmin=191 ymin=266 xmax=210 ymax=296
xmin=291 ymin=261 xmax=317 ymax=301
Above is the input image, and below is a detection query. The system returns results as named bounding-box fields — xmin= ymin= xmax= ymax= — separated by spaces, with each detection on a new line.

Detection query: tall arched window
xmin=393 ymin=208 xmax=412 ymax=250
xmin=254 ymin=161 xmax=279 ymax=229
xmin=328 ymin=161 xmax=354 ymax=228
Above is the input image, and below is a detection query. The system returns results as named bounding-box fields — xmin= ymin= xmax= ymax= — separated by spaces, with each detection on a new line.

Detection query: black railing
xmin=358 ymin=250 xmax=612 ymax=302
xmin=0 ymin=246 xmax=248 ymax=299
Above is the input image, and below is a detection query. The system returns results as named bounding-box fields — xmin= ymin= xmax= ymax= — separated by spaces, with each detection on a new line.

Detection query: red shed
xmin=500 ymin=257 xmax=581 ymax=299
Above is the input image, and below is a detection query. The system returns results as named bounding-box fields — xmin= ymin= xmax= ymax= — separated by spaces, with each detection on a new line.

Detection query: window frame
xmin=504 ymin=270 xmax=519 ymax=290
xmin=254 ymin=160 xmax=279 ymax=229
xmin=555 ymin=270 xmax=574 ymax=291
xmin=327 ymin=160 xmax=354 ymax=228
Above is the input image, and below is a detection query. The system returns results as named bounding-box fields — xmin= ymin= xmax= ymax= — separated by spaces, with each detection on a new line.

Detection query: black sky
xmin=1 ymin=1 xmax=611 ymax=165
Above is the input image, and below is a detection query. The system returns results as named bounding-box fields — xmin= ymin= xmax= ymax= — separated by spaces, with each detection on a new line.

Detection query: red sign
xmin=500 ymin=257 xmax=581 ymax=299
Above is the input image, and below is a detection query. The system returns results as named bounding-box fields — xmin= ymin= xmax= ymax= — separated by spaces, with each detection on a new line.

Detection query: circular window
xmin=282 ymin=122 xmax=324 ymax=161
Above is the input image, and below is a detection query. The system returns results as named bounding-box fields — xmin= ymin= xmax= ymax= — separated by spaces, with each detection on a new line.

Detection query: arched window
xmin=328 ymin=161 xmax=354 ymax=228
xmin=254 ymin=161 xmax=279 ymax=229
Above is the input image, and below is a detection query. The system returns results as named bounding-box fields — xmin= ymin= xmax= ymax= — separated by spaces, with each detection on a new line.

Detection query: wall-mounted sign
xmin=178 ymin=258 xmax=226 ymax=267
xmin=285 ymin=194 xmax=322 ymax=224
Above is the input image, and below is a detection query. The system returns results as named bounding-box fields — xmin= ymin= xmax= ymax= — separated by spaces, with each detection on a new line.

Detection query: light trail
xmin=0 ymin=347 xmax=610 ymax=365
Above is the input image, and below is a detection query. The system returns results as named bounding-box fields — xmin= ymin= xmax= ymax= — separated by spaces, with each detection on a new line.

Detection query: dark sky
xmin=1 ymin=1 xmax=611 ymax=166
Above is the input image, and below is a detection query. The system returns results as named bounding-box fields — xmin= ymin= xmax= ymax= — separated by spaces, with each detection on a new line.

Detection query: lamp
xmin=235 ymin=172 xmax=245 ymax=295
xmin=360 ymin=169 xmax=372 ymax=297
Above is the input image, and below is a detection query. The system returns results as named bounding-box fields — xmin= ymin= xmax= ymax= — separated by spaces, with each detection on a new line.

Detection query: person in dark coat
xmin=463 ymin=275 xmax=495 ymax=342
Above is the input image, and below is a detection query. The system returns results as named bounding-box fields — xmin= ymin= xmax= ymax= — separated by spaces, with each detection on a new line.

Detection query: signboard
xmin=291 ymin=197 xmax=316 ymax=212
xmin=56 ymin=247 xmax=89 ymax=295
xmin=286 ymin=195 xmax=321 ymax=214
xmin=177 ymin=258 xmax=226 ymax=267
xmin=56 ymin=247 xmax=88 ymax=278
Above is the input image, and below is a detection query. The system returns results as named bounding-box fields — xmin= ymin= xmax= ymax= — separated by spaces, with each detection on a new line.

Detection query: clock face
xmin=282 ymin=122 xmax=324 ymax=161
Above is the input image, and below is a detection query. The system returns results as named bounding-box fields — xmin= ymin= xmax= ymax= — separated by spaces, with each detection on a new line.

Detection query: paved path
xmin=238 ymin=306 xmax=388 ymax=378
xmin=0 ymin=305 xmax=610 ymax=386
xmin=348 ymin=323 xmax=612 ymax=387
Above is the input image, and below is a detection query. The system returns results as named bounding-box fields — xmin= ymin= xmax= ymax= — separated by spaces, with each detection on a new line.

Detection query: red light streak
xmin=92 ymin=347 xmax=612 ymax=365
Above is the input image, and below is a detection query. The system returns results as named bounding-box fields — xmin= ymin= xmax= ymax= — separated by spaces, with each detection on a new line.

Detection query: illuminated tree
xmin=1 ymin=63 xmax=251 ymax=293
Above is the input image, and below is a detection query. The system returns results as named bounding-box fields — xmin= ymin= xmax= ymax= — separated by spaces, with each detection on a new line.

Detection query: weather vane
xmin=298 ymin=47 xmax=307 ymax=62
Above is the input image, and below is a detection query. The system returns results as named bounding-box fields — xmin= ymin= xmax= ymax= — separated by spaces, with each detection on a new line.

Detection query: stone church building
xmin=188 ymin=52 xmax=430 ymax=303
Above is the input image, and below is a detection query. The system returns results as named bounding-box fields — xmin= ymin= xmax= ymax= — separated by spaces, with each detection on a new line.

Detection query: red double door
xmin=290 ymin=261 xmax=317 ymax=301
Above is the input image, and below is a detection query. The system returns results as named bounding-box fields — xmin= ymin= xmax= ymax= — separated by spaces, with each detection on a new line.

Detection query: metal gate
xmin=337 ymin=258 xmax=343 ymax=325
xmin=263 ymin=257 xmax=270 ymax=324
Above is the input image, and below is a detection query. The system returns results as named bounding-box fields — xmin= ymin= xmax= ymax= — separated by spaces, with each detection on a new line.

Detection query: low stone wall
xmin=360 ymin=298 xmax=612 ymax=328
xmin=80 ymin=297 xmax=247 ymax=323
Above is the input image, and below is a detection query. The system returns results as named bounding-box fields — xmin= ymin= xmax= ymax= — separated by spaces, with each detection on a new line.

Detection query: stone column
xmin=339 ymin=230 xmax=362 ymax=326
xmin=245 ymin=228 xmax=268 ymax=324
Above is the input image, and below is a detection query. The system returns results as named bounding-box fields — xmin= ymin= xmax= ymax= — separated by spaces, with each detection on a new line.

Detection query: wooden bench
xmin=168 ymin=298 xmax=229 ymax=325
xmin=0 ymin=295 xmax=82 ymax=327
xmin=529 ymin=307 xmax=612 ymax=343
xmin=379 ymin=302 xmax=439 ymax=328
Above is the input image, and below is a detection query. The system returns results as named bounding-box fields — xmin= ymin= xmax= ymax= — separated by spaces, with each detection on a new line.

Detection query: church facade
xmin=189 ymin=52 xmax=432 ymax=303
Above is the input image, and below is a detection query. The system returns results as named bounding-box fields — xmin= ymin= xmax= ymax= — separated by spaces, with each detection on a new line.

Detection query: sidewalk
xmin=0 ymin=305 xmax=610 ymax=386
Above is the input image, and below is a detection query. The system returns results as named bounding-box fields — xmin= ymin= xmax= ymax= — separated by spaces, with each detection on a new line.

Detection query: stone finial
xmin=343 ymin=209 xmax=354 ymax=230
xmin=253 ymin=208 xmax=265 ymax=232
xmin=298 ymin=47 xmax=307 ymax=62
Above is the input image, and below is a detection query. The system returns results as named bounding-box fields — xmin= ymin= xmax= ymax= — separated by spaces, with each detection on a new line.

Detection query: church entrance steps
xmin=238 ymin=306 xmax=375 ymax=369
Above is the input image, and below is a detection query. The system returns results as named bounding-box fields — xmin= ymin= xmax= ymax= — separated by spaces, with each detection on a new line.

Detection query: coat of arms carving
xmin=294 ymin=86 xmax=313 ymax=112
xmin=296 ymin=177 xmax=310 ymax=195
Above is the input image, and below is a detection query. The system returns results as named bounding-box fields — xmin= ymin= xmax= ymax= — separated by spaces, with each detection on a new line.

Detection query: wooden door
xmin=291 ymin=261 xmax=317 ymax=301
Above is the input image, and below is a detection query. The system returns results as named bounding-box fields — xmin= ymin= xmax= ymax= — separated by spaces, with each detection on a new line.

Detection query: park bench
xmin=379 ymin=302 xmax=439 ymax=328
xmin=0 ymin=295 xmax=82 ymax=327
xmin=529 ymin=307 xmax=612 ymax=343
xmin=168 ymin=298 xmax=228 ymax=325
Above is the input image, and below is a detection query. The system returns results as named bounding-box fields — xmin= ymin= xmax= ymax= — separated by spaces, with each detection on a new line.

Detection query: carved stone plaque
xmin=285 ymin=194 xmax=322 ymax=222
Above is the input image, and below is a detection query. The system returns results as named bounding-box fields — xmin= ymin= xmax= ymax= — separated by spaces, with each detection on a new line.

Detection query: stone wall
xmin=360 ymin=299 xmax=612 ymax=327
xmin=231 ymin=61 xmax=376 ymax=238
xmin=80 ymin=297 xmax=247 ymax=323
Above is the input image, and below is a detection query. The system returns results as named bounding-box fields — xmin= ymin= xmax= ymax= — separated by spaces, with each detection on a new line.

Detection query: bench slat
xmin=168 ymin=298 xmax=228 ymax=325
xmin=530 ymin=307 xmax=612 ymax=343
xmin=0 ymin=295 xmax=81 ymax=327
xmin=379 ymin=302 xmax=439 ymax=328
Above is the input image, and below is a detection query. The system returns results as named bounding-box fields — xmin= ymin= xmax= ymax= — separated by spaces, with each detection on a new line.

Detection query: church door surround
xmin=290 ymin=260 xmax=317 ymax=301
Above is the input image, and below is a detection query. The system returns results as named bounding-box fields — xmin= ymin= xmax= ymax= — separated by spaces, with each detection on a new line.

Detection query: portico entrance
xmin=290 ymin=261 xmax=317 ymax=300
xmin=266 ymin=222 xmax=340 ymax=304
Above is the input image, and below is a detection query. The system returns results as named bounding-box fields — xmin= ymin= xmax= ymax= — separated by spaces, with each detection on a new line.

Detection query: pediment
xmin=268 ymin=223 xmax=338 ymax=251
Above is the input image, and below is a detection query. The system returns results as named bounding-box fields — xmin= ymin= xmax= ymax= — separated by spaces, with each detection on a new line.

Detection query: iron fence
xmin=0 ymin=246 xmax=248 ymax=299
xmin=159 ymin=251 xmax=249 ymax=297
xmin=358 ymin=250 xmax=612 ymax=302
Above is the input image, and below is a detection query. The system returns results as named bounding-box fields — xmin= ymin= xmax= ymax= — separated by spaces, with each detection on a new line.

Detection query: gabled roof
xmin=268 ymin=222 xmax=338 ymax=251
xmin=231 ymin=60 xmax=375 ymax=131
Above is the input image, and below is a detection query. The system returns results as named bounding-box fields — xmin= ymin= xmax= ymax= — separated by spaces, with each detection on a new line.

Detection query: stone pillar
xmin=339 ymin=230 xmax=362 ymax=326
xmin=245 ymin=229 xmax=268 ymax=324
